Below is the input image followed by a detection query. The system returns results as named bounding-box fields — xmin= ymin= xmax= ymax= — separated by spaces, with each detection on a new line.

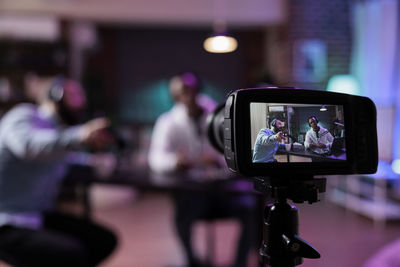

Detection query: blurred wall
xmin=266 ymin=0 xmax=352 ymax=89
xmin=0 ymin=0 xmax=285 ymax=26
xmin=82 ymin=27 xmax=265 ymax=124
xmin=350 ymin=0 xmax=400 ymax=163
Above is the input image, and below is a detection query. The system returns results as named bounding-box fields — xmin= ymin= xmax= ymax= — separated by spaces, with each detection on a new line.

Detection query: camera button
xmin=224 ymin=139 xmax=233 ymax=152
xmin=224 ymin=119 xmax=232 ymax=139
xmin=224 ymin=150 xmax=236 ymax=169
xmin=225 ymin=95 xmax=234 ymax=118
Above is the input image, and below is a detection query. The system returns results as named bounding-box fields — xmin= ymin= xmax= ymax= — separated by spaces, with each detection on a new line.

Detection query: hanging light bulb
xmin=203 ymin=33 xmax=238 ymax=53
xmin=204 ymin=0 xmax=238 ymax=53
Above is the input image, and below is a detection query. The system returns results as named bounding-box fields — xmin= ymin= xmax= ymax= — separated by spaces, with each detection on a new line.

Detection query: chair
xmin=198 ymin=213 xmax=229 ymax=266
xmin=197 ymin=204 xmax=247 ymax=267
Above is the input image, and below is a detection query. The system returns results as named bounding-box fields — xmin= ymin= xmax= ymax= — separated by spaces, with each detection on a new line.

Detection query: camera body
xmin=220 ymin=87 xmax=378 ymax=177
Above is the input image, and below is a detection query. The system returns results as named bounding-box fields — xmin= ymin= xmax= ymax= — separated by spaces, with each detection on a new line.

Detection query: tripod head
xmin=254 ymin=176 xmax=326 ymax=204
xmin=254 ymin=176 xmax=325 ymax=267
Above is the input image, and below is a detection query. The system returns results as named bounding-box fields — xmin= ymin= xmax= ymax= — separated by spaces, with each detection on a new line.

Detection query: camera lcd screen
xmin=250 ymin=103 xmax=346 ymax=163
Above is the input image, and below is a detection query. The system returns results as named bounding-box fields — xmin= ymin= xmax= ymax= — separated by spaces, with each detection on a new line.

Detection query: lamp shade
xmin=203 ymin=34 xmax=238 ymax=53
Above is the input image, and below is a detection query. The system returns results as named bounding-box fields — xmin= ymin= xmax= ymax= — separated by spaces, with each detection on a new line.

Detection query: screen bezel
xmin=233 ymin=89 xmax=356 ymax=176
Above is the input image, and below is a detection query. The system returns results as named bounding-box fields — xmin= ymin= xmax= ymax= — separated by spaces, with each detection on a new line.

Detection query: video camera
xmin=207 ymin=87 xmax=378 ymax=266
xmin=207 ymin=87 xmax=378 ymax=177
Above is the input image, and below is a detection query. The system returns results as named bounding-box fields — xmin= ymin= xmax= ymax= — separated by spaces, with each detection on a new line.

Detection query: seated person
xmin=0 ymin=73 xmax=117 ymax=267
xmin=148 ymin=72 xmax=256 ymax=267
xmin=252 ymin=119 xmax=287 ymax=163
xmin=304 ymin=116 xmax=334 ymax=154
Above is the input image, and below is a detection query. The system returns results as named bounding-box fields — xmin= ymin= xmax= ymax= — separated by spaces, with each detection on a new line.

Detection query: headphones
xmin=270 ymin=118 xmax=277 ymax=128
xmin=308 ymin=116 xmax=319 ymax=126
xmin=48 ymin=76 xmax=65 ymax=103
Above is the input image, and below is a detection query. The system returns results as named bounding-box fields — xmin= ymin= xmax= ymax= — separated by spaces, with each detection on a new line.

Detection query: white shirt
xmin=148 ymin=94 xmax=223 ymax=174
xmin=304 ymin=125 xmax=334 ymax=153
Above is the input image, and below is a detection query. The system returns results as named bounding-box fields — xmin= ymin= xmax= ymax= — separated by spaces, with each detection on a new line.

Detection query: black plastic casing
xmin=223 ymin=88 xmax=378 ymax=177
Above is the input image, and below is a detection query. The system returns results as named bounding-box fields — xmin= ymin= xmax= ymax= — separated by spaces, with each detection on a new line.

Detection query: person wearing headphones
xmin=304 ymin=116 xmax=334 ymax=154
xmin=0 ymin=73 xmax=117 ymax=267
xmin=252 ymin=118 xmax=287 ymax=163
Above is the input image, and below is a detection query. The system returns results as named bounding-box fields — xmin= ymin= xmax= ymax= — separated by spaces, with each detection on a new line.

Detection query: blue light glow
xmin=326 ymin=75 xmax=361 ymax=95
xmin=392 ymin=159 xmax=400 ymax=174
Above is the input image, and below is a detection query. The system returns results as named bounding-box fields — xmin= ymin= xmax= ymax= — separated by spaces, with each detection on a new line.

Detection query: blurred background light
xmin=203 ymin=34 xmax=238 ymax=53
xmin=326 ymin=74 xmax=361 ymax=95
xmin=0 ymin=15 xmax=59 ymax=41
xmin=392 ymin=159 xmax=400 ymax=174
xmin=204 ymin=0 xmax=238 ymax=54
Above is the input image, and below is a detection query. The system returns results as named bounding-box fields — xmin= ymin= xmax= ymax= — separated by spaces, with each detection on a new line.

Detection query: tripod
xmin=254 ymin=176 xmax=326 ymax=267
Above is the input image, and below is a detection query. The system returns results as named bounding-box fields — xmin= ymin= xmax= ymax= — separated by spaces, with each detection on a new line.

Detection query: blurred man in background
xmin=0 ymin=73 xmax=117 ymax=267
xmin=148 ymin=72 xmax=256 ymax=267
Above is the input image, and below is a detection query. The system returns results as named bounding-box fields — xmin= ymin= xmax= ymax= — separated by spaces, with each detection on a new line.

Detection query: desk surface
xmin=63 ymin=164 xmax=261 ymax=219
xmin=65 ymin=164 xmax=258 ymax=195
xmin=277 ymin=149 xmax=346 ymax=161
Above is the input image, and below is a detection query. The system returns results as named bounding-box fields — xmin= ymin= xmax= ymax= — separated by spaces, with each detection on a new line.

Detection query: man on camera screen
xmin=252 ymin=118 xmax=287 ymax=163
xmin=304 ymin=116 xmax=334 ymax=154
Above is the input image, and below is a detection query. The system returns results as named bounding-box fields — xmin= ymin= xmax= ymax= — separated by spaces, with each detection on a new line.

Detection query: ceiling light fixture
xmin=203 ymin=0 xmax=238 ymax=53
xmin=203 ymin=33 xmax=238 ymax=53
xmin=320 ymin=105 xmax=327 ymax=111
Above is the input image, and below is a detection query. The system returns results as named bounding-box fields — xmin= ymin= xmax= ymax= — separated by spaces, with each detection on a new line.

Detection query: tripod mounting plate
xmin=254 ymin=176 xmax=326 ymax=204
